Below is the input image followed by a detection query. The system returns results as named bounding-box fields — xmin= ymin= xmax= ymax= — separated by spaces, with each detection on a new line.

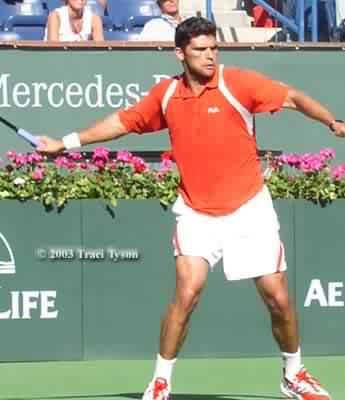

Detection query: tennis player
xmin=38 ymin=17 xmax=345 ymax=400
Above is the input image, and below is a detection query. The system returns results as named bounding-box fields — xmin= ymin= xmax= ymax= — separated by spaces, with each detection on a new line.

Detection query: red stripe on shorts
xmin=276 ymin=243 xmax=283 ymax=272
xmin=173 ymin=228 xmax=182 ymax=256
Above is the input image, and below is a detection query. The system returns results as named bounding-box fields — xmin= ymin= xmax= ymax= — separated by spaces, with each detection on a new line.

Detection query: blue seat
xmin=107 ymin=0 xmax=160 ymax=30
xmin=42 ymin=0 xmax=62 ymax=12
xmin=126 ymin=14 xmax=160 ymax=31
xmin=0 ymin=0 xmax=47 ymax=26
xmin=1 ymin=14 xmax=47 ymax=39
xmin=104 ymin=29 xmax=140 ymax=41
xmin=102 ymin=15 xmax=113 ymax=31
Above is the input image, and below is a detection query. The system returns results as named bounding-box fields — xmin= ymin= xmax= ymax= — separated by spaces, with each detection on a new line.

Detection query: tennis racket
xmin=0 ymin=115 xmax=39 ymax=147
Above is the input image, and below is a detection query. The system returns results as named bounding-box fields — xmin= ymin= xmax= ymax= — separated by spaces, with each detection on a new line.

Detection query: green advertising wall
xmin=0 ymin=46 xmax=345 ymax=159
xmin=0 ymin=199 xmax=344 ymax=362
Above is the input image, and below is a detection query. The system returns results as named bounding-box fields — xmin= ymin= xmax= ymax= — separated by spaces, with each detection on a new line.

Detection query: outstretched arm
xmin=283 ymin=88 xmax=345 ymax=137
xmin=37 ymin=112 xmax=128 ymax=154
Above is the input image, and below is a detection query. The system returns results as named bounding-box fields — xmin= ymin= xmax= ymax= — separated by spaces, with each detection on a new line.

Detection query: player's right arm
xmin=37 ymin=80 xmax=170 ymax=154
xmin=38 ymin=112 xmax=128 ymax=153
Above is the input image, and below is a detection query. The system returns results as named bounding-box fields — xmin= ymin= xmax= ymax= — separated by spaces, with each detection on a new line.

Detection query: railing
xmin=206 ymin=0 xmax=214 ymax=22
xmin=206 ymin=0 xmax=321 ymax=42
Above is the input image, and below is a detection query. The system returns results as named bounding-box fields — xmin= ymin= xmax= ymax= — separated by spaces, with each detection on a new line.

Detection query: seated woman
xmin=45 ymin=0 xmax=104 ymax=41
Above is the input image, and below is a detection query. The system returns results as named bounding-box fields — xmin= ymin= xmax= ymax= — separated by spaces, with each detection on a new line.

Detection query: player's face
xmin=176 ymin=35 xmax=218 ymax=81
xmin=160 ymin=0 xmax=179 ymax=15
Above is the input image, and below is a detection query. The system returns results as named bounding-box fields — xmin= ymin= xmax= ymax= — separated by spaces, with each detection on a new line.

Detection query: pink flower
xmin=92 ymin=147 xmax=109 ymax=162
xmin=108 ymin=160 xmax=117 ymax=171
xmin=67 ymin=161 xmax=77 ymax=170
xmin=277 ymin=153 xmax=300 ymax=167
xmin=319 ymin=148 xmax=336 ymax=160
xmin=160 ymin=150 xmax=174 ymax=172
xmin=332 ymin=165 xmax=345 ymax=180
xmin=32 ymin=168 xmax=45 ymax=181
xmin=94 ymin=159 xmax=106 ymax=171
xmin=161 ymin=158 xmax=173 ymax=171
xmin=54 ymin=156 xmax=70 ymax=169
xmin=161 ymin=151 xmax=174 ymax=162
xmin=116 ymin=150 xmax=133 ymax=163
xmin=6 ymin=151 xmax=17 ymax=160
xmin=79 ymin=162 xmax=89 ymax=170
xmin=131 ymin=156 xmax=148 ymax=173
xmin=68 ymin=152 xmax=83 ymax=161
xmin=299 ymin=154 xmax=325 ymax=173
xmin=15 ymin=153 xmax=28 ymax=166
xmin=27 ymin=152 xmax=43 ymax=164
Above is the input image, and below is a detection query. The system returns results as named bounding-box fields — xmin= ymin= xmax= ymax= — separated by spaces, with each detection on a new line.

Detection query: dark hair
xmin=175 ymin=17 xmax=217 ymax=49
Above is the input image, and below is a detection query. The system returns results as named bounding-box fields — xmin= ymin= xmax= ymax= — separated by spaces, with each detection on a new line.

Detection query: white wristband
xmin=62 ymin=132 xmax=81 ymax=150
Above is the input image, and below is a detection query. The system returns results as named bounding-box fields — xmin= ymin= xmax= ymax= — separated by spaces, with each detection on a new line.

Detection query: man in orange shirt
xmin=38 ymin=17 xmax=345 ymax=400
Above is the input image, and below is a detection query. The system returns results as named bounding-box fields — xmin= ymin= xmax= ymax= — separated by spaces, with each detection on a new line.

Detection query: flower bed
xmin=266 ymin=148 xmax=345 ymax=203
xmin=0 ymin=147 xmax=345 ymax=208
xmin=0 ymin=148 xmax=179 ymax=208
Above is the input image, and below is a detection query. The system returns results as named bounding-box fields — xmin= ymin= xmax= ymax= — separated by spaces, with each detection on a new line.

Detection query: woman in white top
xmin=45 ymin=0 xmax=104 ymax=41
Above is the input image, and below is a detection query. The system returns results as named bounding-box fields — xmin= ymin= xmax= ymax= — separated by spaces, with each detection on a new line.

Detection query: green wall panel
xmin=81 ymin=200 xmax=176 ymax=359
xmin=82 ymin=200 xmax=295 ymax=359
xmin=294 ymin=202 xmax=345 ymax=355
xmin=0 ymin=199 xmax=344 ymax=361
xmin=0 ymin=201 xmax=83 ymax=361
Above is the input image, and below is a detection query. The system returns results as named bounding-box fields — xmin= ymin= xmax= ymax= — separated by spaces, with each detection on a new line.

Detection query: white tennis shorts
xmin=172 ymin=186 xmax=286 ymax=281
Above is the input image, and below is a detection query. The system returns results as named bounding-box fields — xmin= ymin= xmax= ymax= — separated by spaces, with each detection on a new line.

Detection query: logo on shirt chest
xmin=207 ymin=106 xmax=220 ymax=114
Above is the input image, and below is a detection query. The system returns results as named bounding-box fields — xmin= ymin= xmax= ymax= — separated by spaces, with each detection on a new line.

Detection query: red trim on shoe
xmin=283 ymin=367 xmax=330 ymax=400
xmin=152 ymin=377 xmax=169 ymax=400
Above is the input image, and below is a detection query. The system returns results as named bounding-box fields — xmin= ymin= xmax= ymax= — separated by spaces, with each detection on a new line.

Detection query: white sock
xmin=281 ymin=347 xmax=302 ymax=380
xmin=152 ymin=354 xmax=177 ymax=388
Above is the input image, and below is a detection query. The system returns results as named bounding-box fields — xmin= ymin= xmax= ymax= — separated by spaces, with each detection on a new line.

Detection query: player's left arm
xmin=283 ymin=87 xmax=345 ymax=137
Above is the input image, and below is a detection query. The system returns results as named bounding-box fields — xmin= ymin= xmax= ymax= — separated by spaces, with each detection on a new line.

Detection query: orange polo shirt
xmin=119 ymin=65 xmax=288 ymax=216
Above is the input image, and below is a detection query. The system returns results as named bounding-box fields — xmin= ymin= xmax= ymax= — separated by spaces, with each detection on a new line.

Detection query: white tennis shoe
xmin=142 ymin=377 xmax=171 ymax=400
xmin=281 ymin=366 xmax=331 ymax=400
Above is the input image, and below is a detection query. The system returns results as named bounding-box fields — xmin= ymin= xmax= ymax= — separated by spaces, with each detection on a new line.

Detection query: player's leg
xmin=142 ymin=255 xmax=208 ymax=400
xmin=160 ymin=255 xmax=209 ymax=358
xmin=255 ymin=270 xmax=299 ymax=354
xmin=142 ymin=194 xmax=221 ymax=400
xmin=220 ymin=185 xmax=330 ymax=400
xmin=255 ymin=271 xmax=330 ymax=400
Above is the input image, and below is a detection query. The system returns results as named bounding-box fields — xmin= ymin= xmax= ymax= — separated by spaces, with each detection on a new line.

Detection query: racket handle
xmin=17 ymin=128 xmax=40 ymax=147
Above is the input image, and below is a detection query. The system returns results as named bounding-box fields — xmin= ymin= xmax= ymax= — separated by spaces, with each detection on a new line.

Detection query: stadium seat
xmin=0 ymin=29 xmax=21 ymax=40
xmin=42 ymin=0 xmax=62 ymax=12
xmin=106 ymin=0 xmax=160 ymax=30
xmin=126 ymin=15 xmax=160 ymax=31
xmin=2 ymin=14 xmax=47 ymax=39
xmin=104 ymin=29 xmax=140 ymax=41
xmin=0 ymin=0 xmax=47 ymax=26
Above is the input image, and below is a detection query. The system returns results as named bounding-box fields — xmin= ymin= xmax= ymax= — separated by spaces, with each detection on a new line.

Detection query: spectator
xmin=44 ymin=0 xmax=104 ymax=41
xmin=139 ymin=0 xmax=182 ymax=41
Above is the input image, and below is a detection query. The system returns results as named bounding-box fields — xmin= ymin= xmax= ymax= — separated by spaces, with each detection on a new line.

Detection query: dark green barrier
xmin=1 ymin=46 xmax=345 ymax=160
xmin=81 ymin=200 xmax=175 ymax=359
xmin=0 ymin=201 xmax=83 ymax=361
xmin=1 ymin=199 xmax=343 ymax=362
xmin=295 ymin=202 xmax=345 ymax=356
xmin=0 ymin=201 xmax=345 ymax=360
xmin=81 ymin=200 xmax=296 ymax=359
